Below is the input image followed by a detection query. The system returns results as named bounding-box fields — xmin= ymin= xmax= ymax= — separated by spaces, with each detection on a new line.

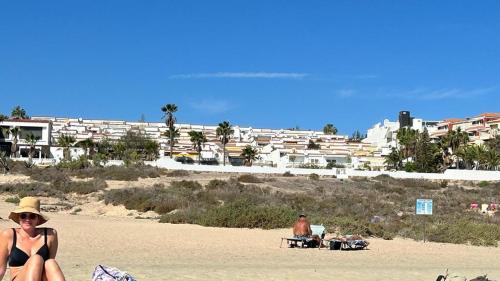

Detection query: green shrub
xmin=205 ymin=179 xmax=228 ymax=190
xmin=326 ymin=162 xmax=345 ymax=169
xmin=170 ymin=180 xmax=203 ymax=190
xmin=159 ymin=208 xmax=203 ymax=224
xmin=56 ymin=157 xmax=91 ymax=170
xmin=0 ymin=183 xmax=56 ymax=197
xmin=404 ymin=162 xmax=417 ymax=172
xmin=5 ymin=196 xmax=20 ymax=204
xmin=298 ymin=163 xmax=321 ymax=169
xmin=9 ymin=161 xmax=31 ymax=174
xmin=440 ymin=180 xmax=448 ymax=188
xmin=72 ymin=166 xmax=161 ymax=180
xmin=29 ymin=168 xmax=70 ymax=183
xmin=478 ymin=181 xmax=490 ymax=188
xmin=71 ymin=208 xmax=82 ymax=215
xmin=166 ymin=170 xmax=190 ymax=177
xmin=197 ymin=198 xmax=296 ymax=229
xmin=426 ymin=220 xmax=500 ymax=246
xmin=52 ymin=178 xmax=107 ymax=195
xmin=237 ymin=174 xmax=262 ymax=183
xmin=103 ymin=187 xmax=190 ymax=214
xmin=309 ymin=173 xmax=320 ymax=181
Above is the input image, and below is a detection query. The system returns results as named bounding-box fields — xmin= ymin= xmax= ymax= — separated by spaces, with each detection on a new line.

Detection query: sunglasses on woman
xmin=20 ymin=213 xmax=38 ymax=220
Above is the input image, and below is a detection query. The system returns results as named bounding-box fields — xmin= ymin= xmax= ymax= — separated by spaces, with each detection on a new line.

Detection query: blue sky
xmin=1 ymin=1 xmax=499 ymax=135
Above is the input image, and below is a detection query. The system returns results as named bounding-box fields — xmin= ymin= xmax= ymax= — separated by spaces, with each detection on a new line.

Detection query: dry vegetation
xmin=1 ymin=163 xmax=499 ymax=246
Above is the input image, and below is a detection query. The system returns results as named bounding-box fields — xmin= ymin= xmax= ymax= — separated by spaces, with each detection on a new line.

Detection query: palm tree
xmin=0 ymin=114 xmax=8 ymax=122
xmin=483 ymin=149 xmax=500 ymax=171
xmin=10 ymin=106 xmax=28 ymax=119
xmin=384 ymin=147 xmax=403 ymax=170
xmin=9 ymin=127 xmax=20 ymax=158
xmin=76 ymin=138 xmax=96 ymax=157
xmin=143 ymin=139 xmax=160 ymax=161
xmin=476 ymin=145 xmax=489 ymax=170
xmin=452 ymin=128 xmax=470 ymax=153
xmin=188 ymin=131 xmax=207 ymax=164
xmin=486 ymin=135 xmax=500 ymax=153
xmin=163 ymin=128 xmax=180 ymax=157
xmin=216 ymin=121 xmax=233 ymax=166
xmin=25 ymin=133 xmax=41 ymax=164
xmin=58 ymin=134 xmax=76 ymax=160
xmin=442 ymin=128 xmax=469 ymax=168
xmin=112 ymin=141 xmax=126 ymax=160
xmin=323 ymin=124 xmax=338 ymax=135
xmin=161 ymin=104 xmax=178 ymax=158
xmin=443 ymin=128 xmax=469 ymax=154
xmin=396 ymin=128 xmax=418 ymax=160
xmin=241 ymin=145 xmax=259 ymax=166
xmin=456 ymin=145 xmax=475 ymax=170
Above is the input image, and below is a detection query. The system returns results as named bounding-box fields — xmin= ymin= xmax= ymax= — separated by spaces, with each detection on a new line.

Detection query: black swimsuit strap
xmin=11 ymin=228 xmax=16 ymax=250
xmin=44 ymin=228 xmax=47 ymax=244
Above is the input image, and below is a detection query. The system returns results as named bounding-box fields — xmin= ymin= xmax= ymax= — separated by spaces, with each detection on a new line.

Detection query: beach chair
xmin=280 ymin=224 xmax=326 ymax=248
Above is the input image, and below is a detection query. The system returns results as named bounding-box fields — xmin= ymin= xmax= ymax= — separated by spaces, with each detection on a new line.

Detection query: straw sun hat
xmin=8 ymin=197 xmax=49 ymax=226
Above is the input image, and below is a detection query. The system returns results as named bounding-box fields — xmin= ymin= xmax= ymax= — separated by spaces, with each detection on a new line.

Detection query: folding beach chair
xmin=280 ymin=224 xmax=326 ymax=248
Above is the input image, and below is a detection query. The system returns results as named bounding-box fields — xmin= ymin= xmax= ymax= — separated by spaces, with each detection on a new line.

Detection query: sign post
xmin=416 ymin=199 xmax=433 ymax=243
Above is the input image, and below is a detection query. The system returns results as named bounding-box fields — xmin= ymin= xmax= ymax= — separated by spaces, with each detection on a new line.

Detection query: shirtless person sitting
xmin=292 ymin=214 xmax=321 ymax=247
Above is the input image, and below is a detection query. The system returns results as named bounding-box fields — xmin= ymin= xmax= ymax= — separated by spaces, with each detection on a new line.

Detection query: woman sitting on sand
xmin=0 ymin=197 xmax=66 ymax=281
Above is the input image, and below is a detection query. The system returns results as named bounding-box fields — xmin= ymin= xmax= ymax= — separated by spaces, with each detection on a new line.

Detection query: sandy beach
xmin=1 ymin=200 xmax=499 ymax=281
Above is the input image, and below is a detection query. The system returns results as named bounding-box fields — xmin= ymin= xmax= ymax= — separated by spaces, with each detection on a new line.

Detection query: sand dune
xmin=1 ymin=200 xmax=499 ymax=281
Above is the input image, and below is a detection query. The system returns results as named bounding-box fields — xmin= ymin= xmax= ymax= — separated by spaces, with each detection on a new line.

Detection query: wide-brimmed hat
xmin=8 ymin=197 xmax=49 ymax=225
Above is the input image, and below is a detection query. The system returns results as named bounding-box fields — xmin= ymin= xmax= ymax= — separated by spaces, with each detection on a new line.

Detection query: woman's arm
xmin=0 ymin=229 xmax=12 ymax=279
xmin=48 ymin=228 xmax=59 ymax=259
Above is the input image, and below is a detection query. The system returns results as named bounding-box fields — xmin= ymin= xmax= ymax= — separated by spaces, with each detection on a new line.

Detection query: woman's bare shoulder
xmin=0 ymin=228 xmax=13 ymax=241
xmin=44 ymin=228 xmax=57 ymax=237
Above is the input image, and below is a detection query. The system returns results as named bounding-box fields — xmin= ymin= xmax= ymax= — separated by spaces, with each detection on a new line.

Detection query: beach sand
xmin=1 ymin=200 xmax=499 ymax=281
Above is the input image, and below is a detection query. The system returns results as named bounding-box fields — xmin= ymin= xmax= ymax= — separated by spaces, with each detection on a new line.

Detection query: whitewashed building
xmin=363 ymin=112 xmax=439 ymax=156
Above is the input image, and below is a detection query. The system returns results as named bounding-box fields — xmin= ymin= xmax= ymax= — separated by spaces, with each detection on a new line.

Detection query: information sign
xmin=416 ymin=199 xmax=433 ymax=215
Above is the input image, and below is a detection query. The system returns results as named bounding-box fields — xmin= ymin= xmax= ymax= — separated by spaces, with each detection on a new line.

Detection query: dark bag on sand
xmin=329 ymin=240 xmax=342 ymax=250
xmin=92 ymin=265 xmax=136 ymax=281
xmin=305 ymin=239 xmax=319 ymax=248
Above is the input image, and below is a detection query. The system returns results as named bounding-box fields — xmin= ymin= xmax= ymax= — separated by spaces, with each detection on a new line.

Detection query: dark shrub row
xmin=106 ymin=176 xmax=500 ymax=246
xmin=0 ymin=177 xmax=107 ymax=197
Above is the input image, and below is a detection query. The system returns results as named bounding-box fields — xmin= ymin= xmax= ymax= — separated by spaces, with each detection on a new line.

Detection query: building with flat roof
xmin=362 ymin=111 xmax=439 ymax=156
xmin=0 ymin=119 xmax=52 ymax=160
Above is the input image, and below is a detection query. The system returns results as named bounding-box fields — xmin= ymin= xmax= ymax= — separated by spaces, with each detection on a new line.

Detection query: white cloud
xmin=189 ymin=99 xmax=230 ymax=114
xmin=334 ymin=86 xmax=497 ymax=100
xmin=397 ymin=87 xmax=497 ymax=100
xmin=169 ymin=72 xmax=308 ymax=79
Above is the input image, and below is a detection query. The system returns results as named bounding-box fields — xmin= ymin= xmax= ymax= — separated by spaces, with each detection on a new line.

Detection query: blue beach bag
xmin=92 ymin=265 xmax=136 ymax=281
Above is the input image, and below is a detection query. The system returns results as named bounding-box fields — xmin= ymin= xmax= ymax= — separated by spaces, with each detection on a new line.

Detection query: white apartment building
xmin=0 ymin=119 xmax=52 ymax=161
xmin=0 ymin=116 xmax=386 ymax=169
xmin=363 ymin=113 xmax=439 ymax=156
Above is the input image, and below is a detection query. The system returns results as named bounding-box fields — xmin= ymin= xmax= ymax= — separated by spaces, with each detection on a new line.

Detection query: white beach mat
xmin=92 ymin=265 xmax=136 ymax=281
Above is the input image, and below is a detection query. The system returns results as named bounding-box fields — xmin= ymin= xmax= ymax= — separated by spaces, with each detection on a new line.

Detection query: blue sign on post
xmin=416 ymin=199 xmax=433 ymax=215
